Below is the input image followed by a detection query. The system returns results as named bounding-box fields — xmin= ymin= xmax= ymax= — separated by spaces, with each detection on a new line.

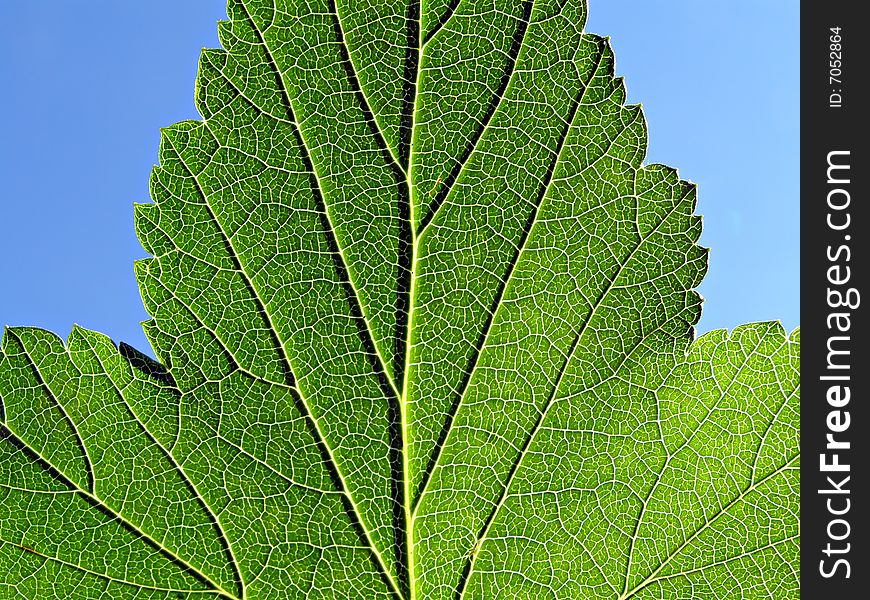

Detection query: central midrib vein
xmin=400 ymin=3 xmax=423 ymax=598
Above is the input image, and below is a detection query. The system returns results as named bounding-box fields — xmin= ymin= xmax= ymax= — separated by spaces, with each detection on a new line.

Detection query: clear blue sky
xmin=0 ymin=1 xmax=798 ymax=356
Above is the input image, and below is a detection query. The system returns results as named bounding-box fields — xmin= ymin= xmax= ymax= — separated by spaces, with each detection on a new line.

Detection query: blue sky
xmin=0 ymin=1 xmax=798 ymax=355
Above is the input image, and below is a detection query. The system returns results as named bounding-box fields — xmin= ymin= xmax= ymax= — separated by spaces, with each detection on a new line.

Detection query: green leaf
xmin=0 ymin=1 xmax=799 ymax=598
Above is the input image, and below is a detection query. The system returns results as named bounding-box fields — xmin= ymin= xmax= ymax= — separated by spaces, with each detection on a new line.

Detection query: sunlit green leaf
xmin=0 ymin=1 xmax=799 ymax=598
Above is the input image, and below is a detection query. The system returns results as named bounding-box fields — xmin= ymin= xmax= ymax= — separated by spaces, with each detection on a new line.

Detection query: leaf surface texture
xmin=0 ymin=1 xmax=799 ymax=598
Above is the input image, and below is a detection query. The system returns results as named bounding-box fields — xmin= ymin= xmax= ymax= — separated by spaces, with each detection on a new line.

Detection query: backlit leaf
xmin=0 ymin=1 xmax=799 ymax=598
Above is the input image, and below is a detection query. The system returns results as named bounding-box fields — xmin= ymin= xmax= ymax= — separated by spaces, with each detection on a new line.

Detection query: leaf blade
xmin=0 ymin=1 xmax=799 ymax=598
xmin=0 ymin=328 xmax=237 ymax=598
